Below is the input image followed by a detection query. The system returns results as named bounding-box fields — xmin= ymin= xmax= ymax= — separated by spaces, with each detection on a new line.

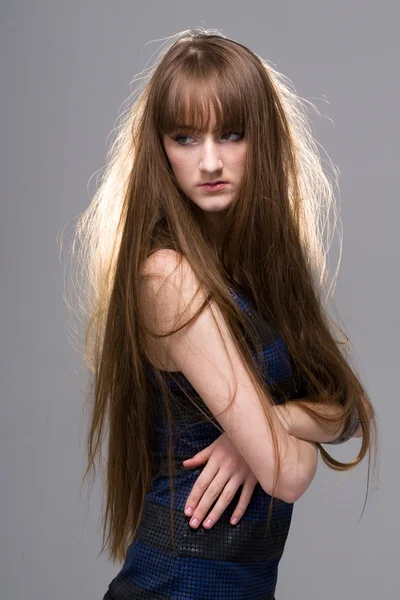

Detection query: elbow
xmin=282 ymin=481 xmax=306 ymax=504
xmin=274 ymin=482 xmax=304 ymax=504
xmin=259 ymin=440 xmax=319 ymax=504
xmin=287 ymin=456 xmax=318 ymax=503
xmin=259 ymin=475 xmax=297 ymax=504
xmin=281 ymin=487 xmax=301 ymax=504
xmin=265 ymin=486 xmax=298 ymax=505
xmin=260 ymin=472 xmax=309 ymax=505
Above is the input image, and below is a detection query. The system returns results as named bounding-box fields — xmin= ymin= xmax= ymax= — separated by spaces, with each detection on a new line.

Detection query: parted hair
xmin=65 ymin=28 xmax=378 ymax=563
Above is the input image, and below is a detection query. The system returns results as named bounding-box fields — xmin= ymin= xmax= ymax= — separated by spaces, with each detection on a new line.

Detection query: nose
xmin=198 ymin=138 xmax=223 ymax=173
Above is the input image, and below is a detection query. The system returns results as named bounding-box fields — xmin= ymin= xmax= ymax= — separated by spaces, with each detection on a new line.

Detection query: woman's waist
xmin=136 ymin=497 xmax=293 ymax=563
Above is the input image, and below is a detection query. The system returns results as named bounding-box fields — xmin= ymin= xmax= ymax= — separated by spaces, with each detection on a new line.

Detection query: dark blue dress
xmin=103 ymin=285 xmax=306 ymax=600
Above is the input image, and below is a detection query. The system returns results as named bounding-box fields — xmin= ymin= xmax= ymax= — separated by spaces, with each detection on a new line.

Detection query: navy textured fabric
xmin=103 ymin=285 xmax=306 ymax=600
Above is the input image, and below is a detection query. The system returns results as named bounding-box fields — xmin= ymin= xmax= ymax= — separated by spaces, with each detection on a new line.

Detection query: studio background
xmin=2 ymin=1 xmax=397 ymax=599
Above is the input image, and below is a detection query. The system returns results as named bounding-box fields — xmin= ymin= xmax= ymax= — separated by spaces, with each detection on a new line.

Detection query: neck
xmin=200 ymin=210 xmax=227 ymax=244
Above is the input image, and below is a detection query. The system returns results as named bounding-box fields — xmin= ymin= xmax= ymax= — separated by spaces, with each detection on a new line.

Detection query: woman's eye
xmin=174 ymin=131 xmax=244 ymax=145
xmin=174 ymin=134 xmax=194 ymax=145
xmin=221 ymin=131 xmax=244 ymax=141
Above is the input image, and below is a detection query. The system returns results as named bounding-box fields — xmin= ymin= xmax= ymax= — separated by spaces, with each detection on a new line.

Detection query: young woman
xmin=69 ymin=28 xmax=378 ymax=600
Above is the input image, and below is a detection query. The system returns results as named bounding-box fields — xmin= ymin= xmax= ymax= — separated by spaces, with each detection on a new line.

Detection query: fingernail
xmin=190 ymin=517 xmax=199 ymax=527
xmin=231 ymin=517 xmax=238 ymax=525
xmin=185 ymin=506 xmax=193 ymax=516
xmin=204 ymin=518 xmax=213 ymax=528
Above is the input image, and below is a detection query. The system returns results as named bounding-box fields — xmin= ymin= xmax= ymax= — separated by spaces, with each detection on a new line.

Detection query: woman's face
xmin=162 ymin=111 xmax=248 ymax=228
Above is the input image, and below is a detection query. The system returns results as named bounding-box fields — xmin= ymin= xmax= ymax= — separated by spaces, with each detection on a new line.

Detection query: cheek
xmin=163 ymin=142 xmax=187 ymax=176
xmin=168 ymin=153 xmax=193 ymax=179
xmin=230 ymin=146 xmax=247 ymax=171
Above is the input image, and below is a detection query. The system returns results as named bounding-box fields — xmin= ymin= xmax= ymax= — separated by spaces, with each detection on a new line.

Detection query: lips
xmin=200 ymin=181 xmax=227 ymax=185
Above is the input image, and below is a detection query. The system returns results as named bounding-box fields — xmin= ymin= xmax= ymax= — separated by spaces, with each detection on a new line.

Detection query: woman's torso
xmin=105 ymin=285 xmax=305 ymax=600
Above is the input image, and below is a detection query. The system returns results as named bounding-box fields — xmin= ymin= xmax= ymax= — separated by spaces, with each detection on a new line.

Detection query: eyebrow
xmin=173 ymin=123 xmax=220 ymax=133
xmin=175 ymin=125 xmax=205 ymax=132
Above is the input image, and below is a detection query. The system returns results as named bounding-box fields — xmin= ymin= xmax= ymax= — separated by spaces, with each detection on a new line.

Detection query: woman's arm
xmin=140 ymin=250 xmax=315 ymax=504
xmin=294 ymin=436 xmax=319 ymax=496
xmin=274 ymin=400 xmax=361 ymax=444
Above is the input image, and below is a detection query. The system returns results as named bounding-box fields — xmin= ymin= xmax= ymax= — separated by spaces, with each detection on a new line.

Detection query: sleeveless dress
xmin=103 ymin=285 xmax=306 ymax=600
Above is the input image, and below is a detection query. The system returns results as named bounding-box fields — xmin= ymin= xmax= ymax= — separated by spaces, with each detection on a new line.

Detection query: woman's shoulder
xmin=138 ymin=249 xmax=205 ymax=372
xmin=140 ymin=248 xmax=184 ymax=277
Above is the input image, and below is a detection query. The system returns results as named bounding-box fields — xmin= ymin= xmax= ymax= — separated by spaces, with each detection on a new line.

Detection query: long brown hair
xmin=64 ymin=28 xmax=378 ymax=563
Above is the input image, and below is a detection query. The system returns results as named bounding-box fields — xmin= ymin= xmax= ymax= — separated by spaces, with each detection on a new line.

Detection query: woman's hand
xmin=182 ymin=433 xmax=258 ymax=529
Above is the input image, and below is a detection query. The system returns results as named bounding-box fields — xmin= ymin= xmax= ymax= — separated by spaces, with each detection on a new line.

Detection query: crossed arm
xmin=182 ymin=399 xmax=364 ymax=531
xmin=140 ymin=250 xmax=364 ymax=526
xmin=274 ymin=398 xmax=362 ymax=444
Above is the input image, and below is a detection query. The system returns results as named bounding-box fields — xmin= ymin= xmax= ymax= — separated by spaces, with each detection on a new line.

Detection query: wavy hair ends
xmin=64 ymin=28 xmax=379 ymax=563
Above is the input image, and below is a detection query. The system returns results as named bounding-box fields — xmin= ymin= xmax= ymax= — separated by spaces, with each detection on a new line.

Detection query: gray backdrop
xmin=2 ymin=1 xmax=397 ymax=599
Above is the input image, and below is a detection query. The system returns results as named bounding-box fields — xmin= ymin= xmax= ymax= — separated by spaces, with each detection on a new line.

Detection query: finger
xmin=183 ymin=440 xmax=217 ymax=466
xmin=201 ymin=475 xmax=257 ymax=529
xmin=182 ymin=456 xmax=204 ymax=466
xmin=188 ymin=470 xmax=233 ymax=528
xmin=198 ymin=474 xmax=244 ymax=529
xmin=184 ymin=461 xmax=220 ymax=518
xmin=229 ymin=475 xmax=257 ymax=526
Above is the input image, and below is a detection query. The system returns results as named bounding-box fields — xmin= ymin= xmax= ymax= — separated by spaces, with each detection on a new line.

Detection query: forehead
xmin=173 ymin=110 xmax=219 ymax=133
xmin=159 ymin=80 xmax=245 ymax=135
xmin=167 ymin=100 xmax=219 ymax=134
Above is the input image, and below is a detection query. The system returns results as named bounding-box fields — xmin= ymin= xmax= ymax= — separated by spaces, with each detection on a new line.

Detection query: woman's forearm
xmin=284 ymin=435 xmax=319 ymax=502
xmin=275 ymin=400 xmax=357 ymax=444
